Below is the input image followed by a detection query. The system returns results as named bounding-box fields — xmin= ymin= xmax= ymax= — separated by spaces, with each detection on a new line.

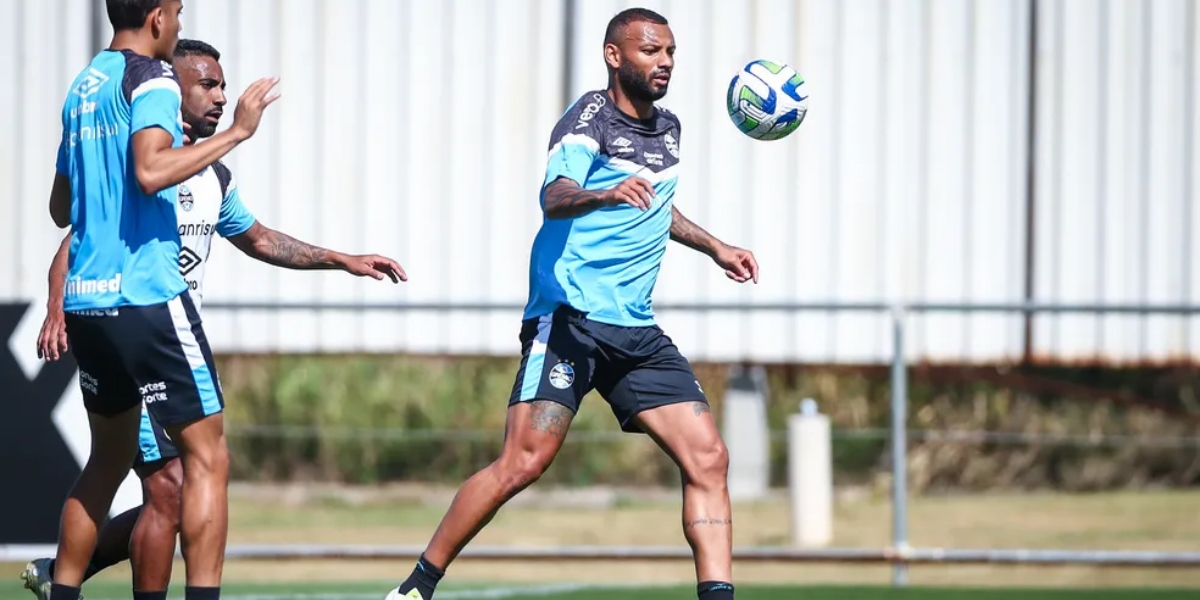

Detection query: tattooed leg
xmin=420 ymin=401 xmax=574 ymax=569
xmin=635 ymin=400 xmax=733 ymax=584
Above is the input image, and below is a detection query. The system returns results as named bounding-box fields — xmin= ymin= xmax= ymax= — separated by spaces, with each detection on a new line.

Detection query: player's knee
xmin=497 ymin=448 xmax=555 ymax=493
xmin=686 ymin=438 xmax=729 ymax=491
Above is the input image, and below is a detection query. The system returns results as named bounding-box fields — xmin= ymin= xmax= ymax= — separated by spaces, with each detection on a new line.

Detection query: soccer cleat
xmin=383 ymin=588 xmax=425 ymax=600
xmin=19 ymin=559 xmax=52 ymax=600
xmin=19 ymin=560 xmax=82 ymax=600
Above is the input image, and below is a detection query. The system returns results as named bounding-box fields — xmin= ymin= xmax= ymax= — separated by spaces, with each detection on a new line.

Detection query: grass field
xmin=3 ymin=486 xmax=1197 ymax=598
xmin=2 ymin=581 xmax=1200 ymax=600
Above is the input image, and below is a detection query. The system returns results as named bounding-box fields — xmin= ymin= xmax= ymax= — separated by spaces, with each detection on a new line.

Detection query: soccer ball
xmin=726 ymin=59 xmax=808 ymax=141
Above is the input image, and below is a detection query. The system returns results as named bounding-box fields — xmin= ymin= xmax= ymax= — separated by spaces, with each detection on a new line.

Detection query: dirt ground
xmin=23 ymin=484 xmax=1200 ymax=589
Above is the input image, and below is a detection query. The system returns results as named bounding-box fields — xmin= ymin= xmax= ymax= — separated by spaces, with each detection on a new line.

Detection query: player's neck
xmin=107 ymin=30 xmax=158 ymax=60
xmin=607 ymin=87 xmax=655 ymax=121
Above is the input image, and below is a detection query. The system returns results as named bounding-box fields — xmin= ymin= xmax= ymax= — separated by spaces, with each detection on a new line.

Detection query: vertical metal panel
xmin=569 ymin=0 xmax=1031 ymax=364
xmin=1 ymin=0 xmax=94 ymax=304
xmin=179 ymin=0 xmax=565 ymax=355
xmin=2 ymin=0 xmax=1195 ymax=365
xmin=1032 ymin=0 xmax=1200 ymax=363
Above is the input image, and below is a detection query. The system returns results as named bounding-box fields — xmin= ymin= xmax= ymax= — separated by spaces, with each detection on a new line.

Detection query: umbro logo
xmin=179 ymin=247 xmax=202 ymax=276
xmin=611 ymin=137 xmax=635 ymax=154
xmin=73 ymin=68 xmax=109 ymax=99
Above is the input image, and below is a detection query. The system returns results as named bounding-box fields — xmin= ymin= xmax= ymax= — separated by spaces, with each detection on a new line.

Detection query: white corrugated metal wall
xmin=0 ymin=0 xmax=1196 ymax=365
xmin=1032 ymin=0 xmax=1199 ymax=363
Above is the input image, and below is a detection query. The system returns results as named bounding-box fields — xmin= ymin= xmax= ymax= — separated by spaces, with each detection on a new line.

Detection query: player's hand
xmin=338 ymin=254 xmax=408 ymax=283
xmin=230 ymin=77 xmax=281 ymax=141
xmin=712 ymin=244 xmax=759 ymax=284
xmin=600 ymin=176 xmax=656 ymax=211
xmin=37 ymin=307 xmax=69 ymax=361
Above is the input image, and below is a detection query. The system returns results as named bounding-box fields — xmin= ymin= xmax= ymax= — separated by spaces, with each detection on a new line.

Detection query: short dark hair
xmin=174 ymin=39 xmax=221 ymax=62
xmin=604 ymin=8 xmax=669 ymax=46
xmin=106 ymin=0 xmax=164 ymax=31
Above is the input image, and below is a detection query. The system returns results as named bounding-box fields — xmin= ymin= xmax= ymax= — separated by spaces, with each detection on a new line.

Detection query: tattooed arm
xmin=671 ymin=206 xmax=760 ymax=284
xmin=229 ymin=223 xmax=407 ymax=282
xmin=542 ymin=176 xmax=656 ymax=220
xmin=669 ymin=206 xmax=723 ymax=257
xmin=229 ymin=222 xmax=342 ymax=269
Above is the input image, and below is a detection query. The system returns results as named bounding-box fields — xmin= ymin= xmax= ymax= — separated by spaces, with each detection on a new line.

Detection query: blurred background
xmin=1 ymin=0 xmax=1198 ymax=597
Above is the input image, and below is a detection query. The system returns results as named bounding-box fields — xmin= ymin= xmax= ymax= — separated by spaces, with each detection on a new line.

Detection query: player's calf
xmin=131 ymin=458 xmax=184 ymax=594
xmin=168 ymin=413 xmax=230 ymax=598
xmin=51 ymin=406 xmax=143 ymax=600
xmin=636 ymin=401 xmax=735 ymax=600
xmin=389 ymin=401 xmax=574 ymax=600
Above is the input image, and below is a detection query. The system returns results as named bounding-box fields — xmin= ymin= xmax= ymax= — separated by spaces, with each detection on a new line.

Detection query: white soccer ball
xmin=726 ymin=59 xmax=809 ymax=141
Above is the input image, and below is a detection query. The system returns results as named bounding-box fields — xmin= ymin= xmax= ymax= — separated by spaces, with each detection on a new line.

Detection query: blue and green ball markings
xmin=727 ymin=59 xmax=808 ymax=140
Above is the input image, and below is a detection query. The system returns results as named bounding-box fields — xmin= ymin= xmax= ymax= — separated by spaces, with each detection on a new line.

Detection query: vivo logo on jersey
xmin=69 ymin=123 xmax=121 ymax=147
xmin=575 ymin=93 xmax=606 ymax=129
xmin=65 ymin=274 xmax=121 ymax=297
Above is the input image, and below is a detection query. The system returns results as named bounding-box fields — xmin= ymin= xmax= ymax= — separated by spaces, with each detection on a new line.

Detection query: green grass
xmin=2 ymin=580 xmax=1199 ymax=600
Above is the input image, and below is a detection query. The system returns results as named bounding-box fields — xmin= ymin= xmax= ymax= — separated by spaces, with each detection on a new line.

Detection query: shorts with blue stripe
xmin=65 ymin=291 xmax=225 ymax=430
xmin=134 ymin=403 xmax=179 ymax=467
xmin=507 ymin=306 xmax=706 ymax=434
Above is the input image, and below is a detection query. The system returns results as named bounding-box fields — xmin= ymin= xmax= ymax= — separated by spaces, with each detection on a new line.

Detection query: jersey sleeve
xmin=122 ymin=56 xmax=183 ymax=139
xmin=542 ymin=92 xmax=608 ymax=188
xmin=214 ymin=166 xmax=256 ymax=238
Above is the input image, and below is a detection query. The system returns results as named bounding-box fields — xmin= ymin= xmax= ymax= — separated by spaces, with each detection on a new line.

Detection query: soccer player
xmin=386 ymin=8 xmax=756 ymax=600
xmin=23 ymin=37 xmax=407 ymax=600
xmin=46 ymin=2 xmax=280 ymax=600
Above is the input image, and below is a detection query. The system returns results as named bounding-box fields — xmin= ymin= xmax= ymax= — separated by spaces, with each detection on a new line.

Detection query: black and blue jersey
xmin=56 ymin=49 xmax=188 ymax=312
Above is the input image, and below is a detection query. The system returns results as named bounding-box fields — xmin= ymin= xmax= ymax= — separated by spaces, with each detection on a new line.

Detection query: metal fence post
xmin=890 ymin=306 xmax=910 ymax=586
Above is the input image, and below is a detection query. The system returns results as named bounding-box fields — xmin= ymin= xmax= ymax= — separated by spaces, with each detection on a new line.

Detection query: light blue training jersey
xmin=56 ymin=49 xmax=188 ymax=312
xmin=524 ymin=90 xmax=683 ymax=327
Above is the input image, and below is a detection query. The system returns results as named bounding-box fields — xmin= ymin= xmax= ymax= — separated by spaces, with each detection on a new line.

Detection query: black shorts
xmin=507 ymin=307 xmax=707 ymax=433
xmin=64 ymin=292 xmax=224 ymax=430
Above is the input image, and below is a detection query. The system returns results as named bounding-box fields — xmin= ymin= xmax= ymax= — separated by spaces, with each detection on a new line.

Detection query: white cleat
xmin=384 ymin=588 xmax=426 ymax=600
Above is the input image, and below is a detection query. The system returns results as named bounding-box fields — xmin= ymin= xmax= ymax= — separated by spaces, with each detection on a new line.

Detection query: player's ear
xmin=149 ymin=7 xmax=163 ymax=37
xmin=603 ymin=43 xmax=621 ymax=71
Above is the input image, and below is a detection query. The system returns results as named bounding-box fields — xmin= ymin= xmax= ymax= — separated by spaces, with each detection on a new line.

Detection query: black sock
xmin=134 ymin=591 xmax=168 ymax=600
xmin=185 ymin=586 xmax=220 ymax=600
xmin=49 ymin=584 xmax=81 ymax=600
xmin=698 ymin=581 xmax=735 ymax=600
xmin=398 ymin=554 xmax=445 ymax=599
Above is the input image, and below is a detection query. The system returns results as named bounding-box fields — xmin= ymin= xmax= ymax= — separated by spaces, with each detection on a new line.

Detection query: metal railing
xmin=202 ymin=299 xmax=1200 ymax=587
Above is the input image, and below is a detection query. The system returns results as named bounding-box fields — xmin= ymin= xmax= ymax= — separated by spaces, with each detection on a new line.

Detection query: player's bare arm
xmin=670 ymin=206 xmax=759 ymax=284
xmin=131 ymin=77 xmax=280 ymax=195
xmin=228 ymin=222 xmax=406 ymax=283
xmin=48 ymin=173 xmax=71 ymax=228
xmin=37 ymin=232 xmax=72 ymax=361
xmin=543 ymin=175 xmax=655 ymax=219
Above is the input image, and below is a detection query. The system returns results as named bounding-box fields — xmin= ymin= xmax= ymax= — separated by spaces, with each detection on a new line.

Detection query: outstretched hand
xmin=339 ymin=254 xmax=407 ymax=283
xmin=37 ymin=309 xmax=69 ymax=361
xmin=712 ymin=244 xmax=759 ymax=284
